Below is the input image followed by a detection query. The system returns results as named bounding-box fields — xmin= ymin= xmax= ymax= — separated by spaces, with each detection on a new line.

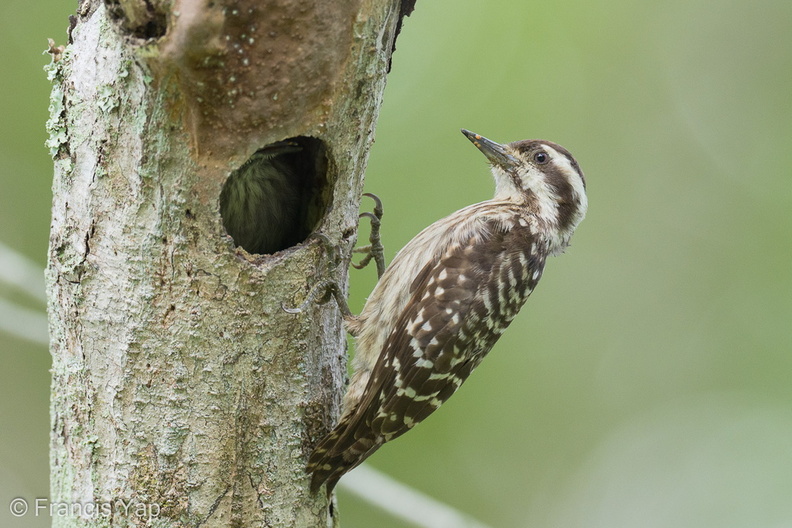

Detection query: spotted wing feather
xmin=308 ymin=219 xmax=547 ymax=493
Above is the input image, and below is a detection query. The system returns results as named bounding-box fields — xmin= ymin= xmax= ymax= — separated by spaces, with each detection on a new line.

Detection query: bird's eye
xmin=533 ymin=151 xmax=549 ymax=164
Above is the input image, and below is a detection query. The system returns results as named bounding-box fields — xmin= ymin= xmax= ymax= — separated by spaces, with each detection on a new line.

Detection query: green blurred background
xmin=2 ymin=0 xmax=791 ymax=527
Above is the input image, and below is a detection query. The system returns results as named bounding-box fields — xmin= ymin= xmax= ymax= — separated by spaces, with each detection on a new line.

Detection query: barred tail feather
xmin=307 ymin=413 xmax=381 ymax=494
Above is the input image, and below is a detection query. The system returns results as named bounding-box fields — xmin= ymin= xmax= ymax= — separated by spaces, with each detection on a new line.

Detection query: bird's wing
xmin=308 ymin=218 xmax=547 ymax=492
xmin=369 ymin=219 xmax=545 ymax=437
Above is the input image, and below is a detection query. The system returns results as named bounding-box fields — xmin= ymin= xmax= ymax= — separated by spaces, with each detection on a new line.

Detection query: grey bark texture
xmin=45 ymin=0 xmax=409 ymax=526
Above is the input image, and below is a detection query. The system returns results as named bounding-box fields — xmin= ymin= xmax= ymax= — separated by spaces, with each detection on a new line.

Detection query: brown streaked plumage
xmin=307 ymin=130 xmax=588 ymax=493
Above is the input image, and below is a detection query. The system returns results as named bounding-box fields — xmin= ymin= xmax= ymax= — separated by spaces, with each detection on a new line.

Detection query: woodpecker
xmin=307 ymin=129 xmax=588 ymax=493
xmin=220 ymin=141 xmax=306 ymax=254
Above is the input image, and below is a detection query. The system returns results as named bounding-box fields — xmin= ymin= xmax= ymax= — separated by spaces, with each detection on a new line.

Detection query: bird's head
xmin=462 ymin=129 xmax=588 ymax=239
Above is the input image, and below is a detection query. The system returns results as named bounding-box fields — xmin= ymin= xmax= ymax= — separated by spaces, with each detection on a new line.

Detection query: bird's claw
xmin=353 ymin=193 xmax=386 ymax=278
xmin=363 ymin=192 xmax=383 ymax=218
xmin=283 ymin=192 xmax=384 ymax=316
xmin=282 ymin=280 xmax=352 ymax=318
xmin=282 ymin=233 xmax=353 ymax=316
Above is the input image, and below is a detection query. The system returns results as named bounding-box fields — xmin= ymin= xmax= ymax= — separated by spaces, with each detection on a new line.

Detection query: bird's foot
xmin=282 ymin=232 xmax=353 ymax=318
xmin=282 ymin=191 xmax=384 ymax=318
xmin=282 ymin=278 xmax=352 ymax=318
xmin=352 ymin=193 xmax=386 ymax=279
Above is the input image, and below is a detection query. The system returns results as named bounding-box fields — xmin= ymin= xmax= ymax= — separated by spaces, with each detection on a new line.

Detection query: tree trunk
xmin=45 ymin=0 xmax=408 ymax=526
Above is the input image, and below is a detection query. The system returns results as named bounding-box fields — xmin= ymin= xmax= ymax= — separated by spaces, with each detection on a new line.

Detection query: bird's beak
xmin=461 ymin=129 xmax=518 ymax=170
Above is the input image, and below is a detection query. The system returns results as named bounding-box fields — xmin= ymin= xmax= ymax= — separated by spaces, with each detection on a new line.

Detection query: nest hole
xmin=220 ymin=137 xmax=330 ymax=255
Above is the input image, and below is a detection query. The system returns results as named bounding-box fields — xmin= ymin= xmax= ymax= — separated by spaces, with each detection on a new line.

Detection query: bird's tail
xmin=306 ymin=412 xmax=382 ymax=495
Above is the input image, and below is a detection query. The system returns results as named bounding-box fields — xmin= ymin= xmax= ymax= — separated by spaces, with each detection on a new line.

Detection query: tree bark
xmin=45 ymin=0 xmax=407 ymax=526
